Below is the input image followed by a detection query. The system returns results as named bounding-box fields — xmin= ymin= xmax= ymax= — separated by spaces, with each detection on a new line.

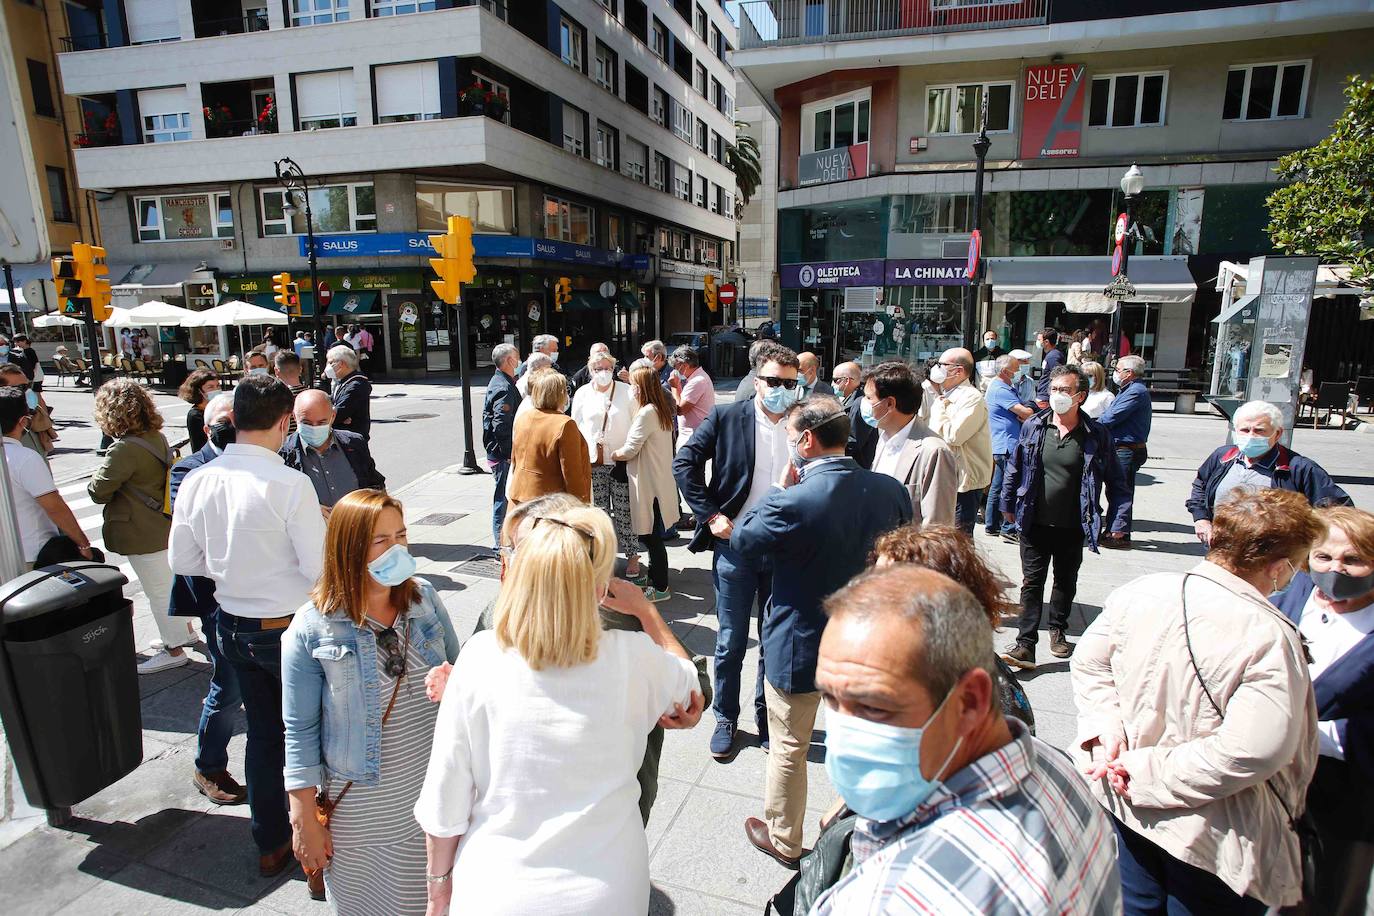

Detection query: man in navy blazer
xmin=731 ymin=396 xmax=913 ymax=866
xmin=167 ymin=394 xmax=246 ymax=806
xmin=674 ymin=341 xmax=802 ymax=759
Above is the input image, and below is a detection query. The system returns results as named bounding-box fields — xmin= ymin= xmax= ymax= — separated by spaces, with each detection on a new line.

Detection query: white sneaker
xmin=138 ymin=650 xmax=190 ymax=675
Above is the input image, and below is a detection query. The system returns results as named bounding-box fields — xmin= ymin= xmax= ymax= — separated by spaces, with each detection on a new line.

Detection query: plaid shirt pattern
xmin=811 ymin=721 xmax=1121 ymax=916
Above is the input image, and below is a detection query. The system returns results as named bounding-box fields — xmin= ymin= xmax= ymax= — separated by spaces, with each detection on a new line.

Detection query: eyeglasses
xmin=759 ymin=376 xmax=799 ymax=390
xmin=832 ymin=375 xmax=858 ymax=384
xmin=374 ymin=624 xmax=407 ymax=678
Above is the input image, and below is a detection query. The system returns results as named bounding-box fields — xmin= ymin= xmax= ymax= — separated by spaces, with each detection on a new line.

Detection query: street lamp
xmin=274 ymin=157 xmax=326 ymax=386
xmin=963 ymin=106 xmax=992 ymax=350
xmin=1104 ymin=163 xmax=1146 ymax=366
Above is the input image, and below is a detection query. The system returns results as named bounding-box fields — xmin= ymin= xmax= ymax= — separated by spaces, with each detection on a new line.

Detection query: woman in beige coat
xmin=1071 ymin=487 xmax=1324 ymax=912
xmin=612 ymin=364 xmax=680 ymax=602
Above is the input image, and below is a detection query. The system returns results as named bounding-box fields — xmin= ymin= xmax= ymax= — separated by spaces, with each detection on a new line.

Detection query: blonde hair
xmin=527 ymin=367 xmax=569 ymax=412
xmin=311 ymin=490 xmax=418 ymax=626
xmin=493 ymin=505 xmax=616 ymax=670
xmin=1080 ymin=360 xmax=1106 ymax=393
xmin=94 ymin=377 xmax=164 ymax=437
xmin=1316 ymin=506 xmax=1374 ymax=564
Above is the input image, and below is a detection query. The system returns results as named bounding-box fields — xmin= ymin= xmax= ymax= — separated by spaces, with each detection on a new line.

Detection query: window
xmin=471 ymin=71 xmax=511 ymax=124
xmin=126 ymin=0 xmax=180 ymax=43
xmin=595 ymin=121 xmax=618 ymax=169
xmin=672 ymin=229 xmax=688 ymax=258
xmin=371 ymin=0 xmax=436 ymax=14
xmin=375 ymin=61 xmax=440 ymax=123
xmin=623 ymin=137 xmax=648 ymax=183
xmin=138 ymin=87 xmax=191 ymax=142
xmin=607 ymin=214 xmax=624 ymax=251
xmin=694 ymin=4 xmax=706 ymax=37
xmin=294 ymin=70 xmax=357 ymax=130
xmin=926 ymin=81 xmax=1013 ymax=134
xmin=673 ymin=163 xmax=690 ymax=201
xmin=1223 ymin=61 xmax=1309 ymax=121
xmin=652 ymin=152 xmax=668 ymax=191
xmin=804 ymin=92 xmax=871 ymax=153
xmin=27 ymin=61 xmax=55 ymax=117
xmin=696 ymin=119 xmax=707 ymax=152
xmin=560 ymin=17 xmax=585 ymax=72
xmin=651 ymin=86 xmax=668 ymax=125
xmin=594 ymin=41 xmax=617 ymax=93
xmin=694 ymin=62 xmax=707 ymax=97
xmin=291 ymin=0 xmax=349 ymax=26
xmin=45 ymin=168 xmax=73 ymax=223
xmin=671 ymin=99 xmax=694 ymax=143
xmin=721 ymin=89 xmax=734 ymax=119
xmin=563 ymin=103 xmax=586 ymax=156
xmin=544 ymin=195 xmax=594 ymax=245
xmin=723 ymin=189 xmax=733 ymax=219
xmin=709 ymin=23 xmax=721 ymax=59
xmin=260 ymin=183 xmax=375 ymax=236
xmin=597 ymin=0 xmax=615 ymax=11
xmin=1089 ymin=72 xmax=1167 ymax=128
xmin=651 ymin=18 xmax=667 ymax=59
xmin=696 ymin=175 xmax=708 ymax=208
xmin=711 ymin=131 xmax=723 ymax=163
xmin=416 ymin=182 xmax=515 ymax=234
xmin=136 ymin=191 xmax=234 ymax=241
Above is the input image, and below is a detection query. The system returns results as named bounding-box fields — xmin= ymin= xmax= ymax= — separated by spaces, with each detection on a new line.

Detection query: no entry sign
xmin=718 ymin=283 xmax=737 ymax=305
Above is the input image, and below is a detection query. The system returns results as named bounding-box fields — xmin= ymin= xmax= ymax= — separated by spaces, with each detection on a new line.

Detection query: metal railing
xmin=195 ymin=12 xmax=271 ymax=37
xmin=59 ymin=32 xmax=113 ymax=52
xmin=736 ymin=0 xmax=1049 ymax=48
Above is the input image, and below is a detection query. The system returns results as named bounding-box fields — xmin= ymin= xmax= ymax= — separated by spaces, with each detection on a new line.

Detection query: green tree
xmin=1267 ymin=75 xmax=1374 ymax=286
xmin=727 ymin=120 xmax=762 ymax=217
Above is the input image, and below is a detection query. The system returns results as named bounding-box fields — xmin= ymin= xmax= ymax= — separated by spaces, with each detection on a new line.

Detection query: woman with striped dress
xmin=282 ymin=490 xmax=460 ymax=913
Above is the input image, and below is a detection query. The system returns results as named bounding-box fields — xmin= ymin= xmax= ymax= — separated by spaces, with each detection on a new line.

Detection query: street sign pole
xmin=1 ymin=264 xmax=18 ymax=336
xmin=451 ymin=291 xmax=480 ymax=475
xmin=81 ymin=299 xmax=103 ymax=390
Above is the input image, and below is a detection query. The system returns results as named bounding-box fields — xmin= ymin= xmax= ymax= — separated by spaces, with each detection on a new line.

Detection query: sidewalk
xmin=1 ymin=407 xmax=1370 ymax=914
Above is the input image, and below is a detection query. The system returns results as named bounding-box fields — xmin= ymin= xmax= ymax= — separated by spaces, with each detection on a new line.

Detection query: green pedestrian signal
xmin=63 ymin=300 xmax=79 ymax=315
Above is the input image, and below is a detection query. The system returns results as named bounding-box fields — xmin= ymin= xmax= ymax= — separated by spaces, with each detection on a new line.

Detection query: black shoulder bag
xmin=1179 ymin=573 xmax=1321 ymax=904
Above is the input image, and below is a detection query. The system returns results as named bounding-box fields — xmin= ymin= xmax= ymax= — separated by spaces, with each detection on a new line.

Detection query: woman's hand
xmin=660 ymin=691 xmax=705 ymax=730
xmin=1082 ymin=731 xmax=1126 ymax=782
xmin=425 ymin=663 xmax=453 ymax=703
xmin=1106 ymin=760 xmax=1132 ymax=800
xmin=602 ymin=578 xmax=654 ymax=620
xmin=292 ymin=815 xmax=333 ymax=871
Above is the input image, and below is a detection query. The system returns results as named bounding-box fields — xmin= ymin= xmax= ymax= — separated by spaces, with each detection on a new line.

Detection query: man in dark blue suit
xmin=167 ymin=393 xmax=245 ymax=806
xmin=483 ymin=343 xmax=522 ymax=547
xmin=731 ymin=396 xmax=912 ymax=866
xmin=674 ymin=341 xmax=801 ymax=759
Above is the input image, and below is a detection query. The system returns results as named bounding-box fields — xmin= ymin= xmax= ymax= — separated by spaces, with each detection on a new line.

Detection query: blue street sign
xmin=299 ymin=233 xmax=650 ymax=270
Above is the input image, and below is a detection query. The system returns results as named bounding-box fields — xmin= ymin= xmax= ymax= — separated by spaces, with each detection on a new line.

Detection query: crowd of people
xmin=4 ymin=321 xmax=1370 ymax=914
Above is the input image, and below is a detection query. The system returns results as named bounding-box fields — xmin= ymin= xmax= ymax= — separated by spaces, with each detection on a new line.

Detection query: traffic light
xmin=428 ymin=215 xmax=477 ymax=305
xmin=272 ymin=272 xmax=293 ymax=312
xmin=554 ymin=277 xmax=572 ymax=311
xmin=74 ymin=243 xmax=112 ymax=321
xmin=51 ymin=256 xmax=80 ymax=302
xmin=704 ymin=273 xmax=718 ymax=312
xmin=286 ymin=282 xmax=302 ymax=317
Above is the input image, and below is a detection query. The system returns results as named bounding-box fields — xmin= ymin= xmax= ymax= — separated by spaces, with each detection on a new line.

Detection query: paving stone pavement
xmin=1 ymin=397 xmax=1370 ymax=914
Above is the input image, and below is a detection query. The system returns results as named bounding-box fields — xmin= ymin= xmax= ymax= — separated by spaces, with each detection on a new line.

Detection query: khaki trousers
xmin=764 ymin=679 xmax=822 ymax=858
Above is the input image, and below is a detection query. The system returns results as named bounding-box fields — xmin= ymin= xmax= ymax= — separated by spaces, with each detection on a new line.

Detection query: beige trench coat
xmin=612 ymin=404 xmax=680 ymax=536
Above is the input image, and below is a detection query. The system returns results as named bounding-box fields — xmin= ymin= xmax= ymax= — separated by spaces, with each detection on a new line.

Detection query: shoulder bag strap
xmin=323 ymin=620 xmax=409 ymax=812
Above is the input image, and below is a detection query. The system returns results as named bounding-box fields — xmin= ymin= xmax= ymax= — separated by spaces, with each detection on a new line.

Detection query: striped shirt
xmin=811 ymin=720 xmax=1120 ymax=916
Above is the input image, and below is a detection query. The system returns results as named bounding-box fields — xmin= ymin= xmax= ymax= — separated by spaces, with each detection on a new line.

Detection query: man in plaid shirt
xmin=810 ymin=566 xmax=1120 ymax=915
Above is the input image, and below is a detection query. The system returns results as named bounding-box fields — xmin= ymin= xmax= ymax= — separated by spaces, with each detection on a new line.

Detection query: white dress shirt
xmin=873 ymin=415 xmax=918 ymax=480
xmin=1298 ymin=590 xmax=1374 ymax=759
xmin=169 ymin=443 xmax=326 ymax=619
xmin=739 ymin=400 xmax=790 ymax=519
xmin=4 ymin=438 xmax=58 ymax=562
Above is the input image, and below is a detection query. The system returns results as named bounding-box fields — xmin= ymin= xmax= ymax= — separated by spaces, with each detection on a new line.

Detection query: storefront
xmin=655 ymin=257 xmax=716 ymax=336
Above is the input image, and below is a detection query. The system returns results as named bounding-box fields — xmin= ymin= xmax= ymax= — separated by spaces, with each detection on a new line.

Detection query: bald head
xmin=832 ymin=361 xmax=862 ymax=400
xmin=798 ymin=352 xmax=821 ymax=386
xmin=936 ymin=347 xmax=974 ymax=390
xmin=294 ymin=388 xmax=335 ymax=426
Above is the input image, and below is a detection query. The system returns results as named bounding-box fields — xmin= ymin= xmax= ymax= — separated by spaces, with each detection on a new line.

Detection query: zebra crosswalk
xmin=53 ymin=476 xmax=143 ymax=597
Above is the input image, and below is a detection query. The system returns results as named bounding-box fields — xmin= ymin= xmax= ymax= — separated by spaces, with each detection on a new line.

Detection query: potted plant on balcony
xmin=485 ymin=88 xmax=508 ymax=122
xmin=461 ymin=82 xmax=487 ymax=116
xmin=76 ymin=110 xmax=120 ymax=147
xmin=203 ymin=103 xmax=234 ymax=138
xmin=256 ymin=95 xmax=277 ymax=133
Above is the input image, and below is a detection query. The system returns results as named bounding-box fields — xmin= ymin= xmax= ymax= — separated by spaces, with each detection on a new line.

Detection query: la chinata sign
xmin=798 ymin=144 xmax=869 ymax=186
xmin=1020 ymin=64 xmax=1085 ymax=160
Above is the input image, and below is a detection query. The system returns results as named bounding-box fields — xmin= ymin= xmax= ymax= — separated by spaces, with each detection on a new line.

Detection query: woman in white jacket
xmin=612 ymin=364 xmax=680 ymax=602
xmin=571 ymin=351 xmax=644 ymax=581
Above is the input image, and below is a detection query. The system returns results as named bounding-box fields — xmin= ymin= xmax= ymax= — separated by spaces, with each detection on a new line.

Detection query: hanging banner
xmin=1020 ymin=64 xmax=1085 ymax=160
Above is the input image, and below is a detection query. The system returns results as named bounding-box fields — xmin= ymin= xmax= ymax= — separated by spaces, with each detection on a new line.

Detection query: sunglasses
xmin=374 ymin=624 xmax=407 ymax=678
xmin=759 ymin=376 xmax=799 ymax=390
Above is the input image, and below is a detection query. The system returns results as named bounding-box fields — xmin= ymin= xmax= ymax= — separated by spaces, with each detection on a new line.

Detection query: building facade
xmin=55 ymin=0 xmax=738 ymax=375
xmin=733 ymin=0 xmax=1374 ymax=374
xmin=734 ymin=77 xmax=778 ymax=329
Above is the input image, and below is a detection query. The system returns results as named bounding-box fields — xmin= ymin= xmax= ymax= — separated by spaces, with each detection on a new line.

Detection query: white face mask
xmin=593 ymin=369 xmax=613 ymax=387
xmin=1050 ymin=392 xmax=1076 ymax=415
xmin=928 ymin=365 xmax=948 ymax=385
xmin=324 ymin=364 xmax=337 ymax=380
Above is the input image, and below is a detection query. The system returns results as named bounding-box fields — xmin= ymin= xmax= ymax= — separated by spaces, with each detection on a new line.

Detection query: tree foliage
xmin=727 ymin=120 xmax=762 ymax=216
xmin=1267 ymin=75 xmax=1374 ymax=287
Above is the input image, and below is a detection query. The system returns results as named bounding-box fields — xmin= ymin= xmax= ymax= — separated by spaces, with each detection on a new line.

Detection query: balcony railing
xmin=736 ymin=0 xmax=1049 ymax=49
xmin=60 ymin=32 xmax=114 ymax=52
xmin=195 ymin=12 xmax=271 ymax=38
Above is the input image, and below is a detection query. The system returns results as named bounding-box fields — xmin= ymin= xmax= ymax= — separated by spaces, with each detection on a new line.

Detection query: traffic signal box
xmin=53 ymin=242 xmax=112 ymax=320
xmin=272 ymin=272 xmax=297 ymax=315
xmin=428 ymin=215 xmax=477 ymax=305
xmin=704 ymin=273 xmax=718 ymax=312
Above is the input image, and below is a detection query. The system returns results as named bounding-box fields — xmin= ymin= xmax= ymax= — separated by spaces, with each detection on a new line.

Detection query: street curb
xmin=393 ymin=463 xmax=484 ymax=498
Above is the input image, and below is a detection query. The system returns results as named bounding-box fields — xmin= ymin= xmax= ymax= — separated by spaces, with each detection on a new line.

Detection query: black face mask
xmin=1311 ymin=568 xmax=1374 ymax=602
xmin=208 ymin=422 xmax=236 ymax=451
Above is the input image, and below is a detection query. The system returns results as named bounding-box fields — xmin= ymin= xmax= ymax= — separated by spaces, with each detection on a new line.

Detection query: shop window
xmin=1089 ymin=72 xmax=1167 ymax=128
xmin=1223 ymin=60 xmax=1309 ymax=121
xmin=607 ymin=214 xmax=625 ymax=250
xmin=416 ymin=182 xmax=515 ymax=234
xmin=544 ymin=195 xmax=595 ymax=245
xmin=294 ymin=70 xmax=357 ymax=130
xmin=926 ymin=81 xmax=1012 ymax=135
xmin=375 ymin=61 xmax=440 ymax=123
xmin=803 ymin=91 xmax=870 ymax=153
xmin=291 ymin=0 xmax=349 ymax=26
xmin=260 ymin=183 xmax=375 ymax=236
xmin=137 ymin=190 xmax=234 ymax=241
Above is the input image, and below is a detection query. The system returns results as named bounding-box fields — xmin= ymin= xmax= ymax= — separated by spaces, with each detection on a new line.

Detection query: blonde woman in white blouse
xmin=1080 ymin=360 xmax=1116 ymax=419
xmin=414 ymin=505 xmax=700 ymax=915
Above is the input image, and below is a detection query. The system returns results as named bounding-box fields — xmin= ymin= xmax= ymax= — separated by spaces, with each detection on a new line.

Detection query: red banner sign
xmin=1020 ymin=64 xmax=1085 ymax=160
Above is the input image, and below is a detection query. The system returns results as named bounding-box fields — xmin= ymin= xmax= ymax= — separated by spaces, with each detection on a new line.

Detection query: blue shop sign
xmin=300 ymin=233 xmax=649 ymax=270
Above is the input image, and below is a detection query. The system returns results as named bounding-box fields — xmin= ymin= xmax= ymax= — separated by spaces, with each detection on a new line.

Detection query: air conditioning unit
xmin=220 ymin=238 xmax=235 ymax=250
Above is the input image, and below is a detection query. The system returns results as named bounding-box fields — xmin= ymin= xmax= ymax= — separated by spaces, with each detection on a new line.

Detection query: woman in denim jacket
xmin=282 ymin=490 xmax=459 ymax=913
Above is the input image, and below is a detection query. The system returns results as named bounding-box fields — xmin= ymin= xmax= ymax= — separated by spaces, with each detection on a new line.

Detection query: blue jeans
xmin=194 ymin=608 xmax=241 ymax=776
xmin=1113 ymin=817 xmax=1266 ymax=915
xmin=490 ymin=459 xmax=510 ymax=547
xmin=217 ymin=613 xmax=290 ymax=854
xmin=985 ymin=454 xmax=1016 ymax=535
xmin=954 ymin=489 xmax=981 ymax=537
xmin=1114 ymin=445 xmax=1147 ymax=536
xmin=711 ymin=540 xmax=769 ymax=730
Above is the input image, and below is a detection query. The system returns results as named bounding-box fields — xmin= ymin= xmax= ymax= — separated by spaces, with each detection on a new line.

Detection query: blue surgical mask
xmin=788 ymin=437 xmax=810 ymax=473
xmin=824 ymin=690 xmax=964 ymax=823
xmin=760 ymin=383 xmax=798 ymax=415
xmin=859 ymin=398 xmax=886 ymax=429
xmin=367 ymin=544 xmax=417 ymax=587
xmin=1233 ymin=432 xmax=1273 ymax=459
xmin=299 ymin=421 xmax=332 ymax=448
xmin=24 ymin=390 xmax=38 ymax=411
xmin=247 ymin=367 xmax=269 ymax=377
xmin=1012 ymin=366 xmax=1028 ymax=384
xmin=0 ymin=347 xmax=9 ymax=357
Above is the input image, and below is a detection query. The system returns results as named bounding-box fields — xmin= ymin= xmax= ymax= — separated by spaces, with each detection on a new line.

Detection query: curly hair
xmin=1209 ymin=487 xmax=1324 ymax=574
xmin=94 ymin=378 xmax=164 ymax=438
xmin=870 ymin=524 xmax=1016 ymax=625
xmin=178 ymin=368 xmax=219 ymax=405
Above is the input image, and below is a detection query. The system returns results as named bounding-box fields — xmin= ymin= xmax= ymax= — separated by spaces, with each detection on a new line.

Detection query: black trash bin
xmin=0 ymin=562 xmax=138 ymax=810
xmin=161 ymin=358 xmax=189 ymax=390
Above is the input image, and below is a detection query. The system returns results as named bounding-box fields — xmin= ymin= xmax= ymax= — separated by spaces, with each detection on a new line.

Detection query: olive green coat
xmin=88 ymin=431 xmax=172 ymax=556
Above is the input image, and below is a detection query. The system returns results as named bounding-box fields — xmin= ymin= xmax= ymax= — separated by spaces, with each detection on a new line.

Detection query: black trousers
xmin=1016 ymin=524 xmax=1084 ymax=648
xmin=638 ymin=499 xmax=670 ymax=592
xmin=1307 ymin=754 xmax=1374 ymax=915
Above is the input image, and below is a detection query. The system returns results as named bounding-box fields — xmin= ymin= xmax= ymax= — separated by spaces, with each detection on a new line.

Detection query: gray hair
xmin=1117 ymin=355 xmax=1146 ymax=377
xmin=641 ymin=339 xmax=667 ymax=360
xmin=1235 ymin=399 xmax=1283 ymax=428
xmin=588 ymin=342 xmax=611 ymax=356
xmin=327 ymin=345 xmax=359 ymax=371
xmin=994 ymin=354 xmax=1016 ymax=375
xmin=825 ymin=566 xmax=996 ymax=703
xmin=785 ymin=395 xmax=850 ymax=449
xmin=525 ymin=351 xmax=554 ymax=373
xmin=533 ymin=334 xmax=558 ymax=352
xmin=492 ymin=342 xmax=518 ymax=368
xmin=204 ymin=391 xmax=234 ymax=425
xmin=670 ymin=345 xmax=700 ymax=368
xmin=629 ymin=357 xmax=655 ymax=372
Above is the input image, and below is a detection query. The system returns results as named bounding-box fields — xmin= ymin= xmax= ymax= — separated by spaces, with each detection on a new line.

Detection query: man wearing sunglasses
xmin=925 ymin=347 xmax=993 ymax=537
xmin=675 ymin=341 xmax=802 ymax=760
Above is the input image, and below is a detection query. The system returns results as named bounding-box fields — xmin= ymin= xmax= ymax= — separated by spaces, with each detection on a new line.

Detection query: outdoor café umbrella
xmin=31 ymin=313 xmax=83 ymax=328
xmin=182 ymin=299 xmax=288 ymax=355
xmin=123 ymin=301 xmax=195 ymax=327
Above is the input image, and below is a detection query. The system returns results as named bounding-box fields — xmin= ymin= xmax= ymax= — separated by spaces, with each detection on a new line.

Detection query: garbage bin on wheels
xmin=0 ymin=562 xmax=138 ymax=818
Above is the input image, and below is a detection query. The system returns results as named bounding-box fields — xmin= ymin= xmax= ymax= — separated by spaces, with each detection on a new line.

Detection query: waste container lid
xmin=0 ymin=563 xmax=129 ymax=624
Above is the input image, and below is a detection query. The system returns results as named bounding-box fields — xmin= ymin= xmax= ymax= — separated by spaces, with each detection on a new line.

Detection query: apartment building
xmin=54 ymin=0 xmax=738 ymax=375
xmin=734 ymin=78 xmax=778 ymax=328
xmin=732 ymin=0 xmax=1374 ymax=373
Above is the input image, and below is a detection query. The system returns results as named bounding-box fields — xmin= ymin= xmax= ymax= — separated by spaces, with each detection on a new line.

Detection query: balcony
xmin=201 ymin=79 xmax=279 ymax=138
xmin=193 ymin=5 xmax=271 ymax=39
xmin=736 ymin=0 xmax=1048 ymax=48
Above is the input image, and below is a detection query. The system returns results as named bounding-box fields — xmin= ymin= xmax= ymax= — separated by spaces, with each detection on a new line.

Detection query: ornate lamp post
xmin=1104 ymin=163 xmax=1146 ymax=367
xmin=274 ymin=157 xmax=326 ymax=386
xmin=963 ymin=104 xmax=992 ymax=350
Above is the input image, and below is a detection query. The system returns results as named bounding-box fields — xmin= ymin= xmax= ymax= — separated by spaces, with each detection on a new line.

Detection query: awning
xmin=249 ymin=293 xmax=315 ymax=317
xmin=617 ymin=291 xmax=642 ymax=311
xmin=987 ymin=256 xmax=1197 ymax=313
xmin=326 ymin=291 xmax=379 ymax=316
xmin=1212 ymin=293 xmax=1259 ymax=325
xmin=566 ymin=292 xmax=612 ymax=311
xmin=111 ymin=263 xmax=193 ymax=290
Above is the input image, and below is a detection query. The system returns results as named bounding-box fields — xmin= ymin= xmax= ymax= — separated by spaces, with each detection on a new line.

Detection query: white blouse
xmin=1083 ymin=389 xmax=1115 ymax=419
xmin=414 ymin=629 xmax=698 ymax=914
xmin=571 ymin=380 xmax=636 ymax=465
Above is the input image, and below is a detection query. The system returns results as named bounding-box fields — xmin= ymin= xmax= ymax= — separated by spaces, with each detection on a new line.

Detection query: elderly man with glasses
xmin=924 ymin=347 xmax=993 ymax=537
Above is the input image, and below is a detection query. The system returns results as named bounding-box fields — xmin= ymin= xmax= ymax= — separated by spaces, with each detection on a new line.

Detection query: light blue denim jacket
xmin=282 ymin=577 xmax=460 ymax=791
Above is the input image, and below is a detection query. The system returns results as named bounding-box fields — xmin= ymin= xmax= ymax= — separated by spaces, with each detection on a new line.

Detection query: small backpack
xmin=118 ymin=435 xmax=177 ymax=519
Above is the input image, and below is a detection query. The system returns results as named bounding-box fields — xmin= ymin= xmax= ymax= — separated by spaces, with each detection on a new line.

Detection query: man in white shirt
xmin=926 ymin=347 xmax=994 ymax=536
xmin=170 ymin=375 xmax=325 ymax=878
xmin=860 ymin=361 xmax=958 ymax=528
xmin=0 ymin=387 xmax=91 ymax=568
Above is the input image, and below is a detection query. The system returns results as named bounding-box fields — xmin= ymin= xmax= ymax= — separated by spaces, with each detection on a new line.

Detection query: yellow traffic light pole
xmin=428 ymin=215 xmax=481 ymax=474
xmin=52 ymin=243 xmax=110 ymax=389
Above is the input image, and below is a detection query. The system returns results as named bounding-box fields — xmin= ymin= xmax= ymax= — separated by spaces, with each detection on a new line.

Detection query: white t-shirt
xmin=1298 ymin=589 xmax=1374 ymax=759
xmin=4 ymin=438 xmax=58 ymax=562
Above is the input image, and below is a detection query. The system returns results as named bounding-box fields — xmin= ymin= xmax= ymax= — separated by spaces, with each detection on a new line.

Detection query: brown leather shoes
xmin=744 ymin=816 xmax=800 ymax=869
xmin=259 ymin=842 xmax=294 ymax=878
xmin=194 ymin=770 xmax=247 ymax=805
xmin=306 ymin=866 xmax=327 ymax=901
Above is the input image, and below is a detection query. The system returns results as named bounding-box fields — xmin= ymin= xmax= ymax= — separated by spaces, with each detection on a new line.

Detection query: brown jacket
xmin=508 ymin=408 xmax=592 ymax=505
xmin=88 ymin=430 xmax=173 ymax=556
